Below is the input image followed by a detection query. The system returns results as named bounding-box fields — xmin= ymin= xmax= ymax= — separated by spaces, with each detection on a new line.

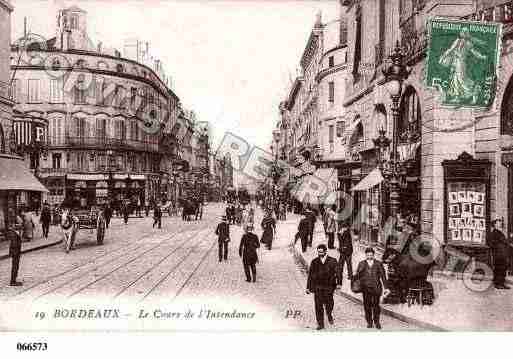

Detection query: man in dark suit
xmin=215 ymin=215 xmax=230 ymax=262
xmin=355 ymin=247 xmax=390 ymax=329
xmin=40 ymin=201 xmax=52 ymax=239
xmin=8 ymin=208 xmax=23 ymax=286
xmin=295 ymin=211 xmax=310 ymax=253
xmin=305 ymin=206 xmax=316 ymax=248
xmin=487 ymin=218 xmax=513 ymax=289
xmin=337 ymin=221 xmax=353 ymax=282
xmin=306 ymin=244 xmax=339 ymax=330
xmin=239 ymin=224 xmax=260 ymax=282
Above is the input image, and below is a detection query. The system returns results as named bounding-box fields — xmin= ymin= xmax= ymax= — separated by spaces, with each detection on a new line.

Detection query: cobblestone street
xmin=0 ymin=204 xmax=418 ymax=331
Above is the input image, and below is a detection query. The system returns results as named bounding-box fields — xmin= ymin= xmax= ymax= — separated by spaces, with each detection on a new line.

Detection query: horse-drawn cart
xmin=61 ymin=208 xmax=106 ymax=252
xmin=74 ymin=209 xmax=106 ymax=245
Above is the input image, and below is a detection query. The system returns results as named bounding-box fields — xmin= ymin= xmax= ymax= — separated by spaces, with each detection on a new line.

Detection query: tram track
xmin=9 ymin=221 xmax=209 ymax=302
xmin=69 ymin=228 xmax=209 ymax=300
xmin=37 ymin=228 xmax=204 ymax=301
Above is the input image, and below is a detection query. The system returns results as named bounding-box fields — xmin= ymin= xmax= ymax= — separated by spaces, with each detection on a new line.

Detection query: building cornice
xmin=316 ymin=64 xmax=348 ymax=83
xmin=321 ymin=44 xmax=347 ymax=61
xmin=10 ymin=47 xmax=179 ymax=101
xmin=343 ymin=83 xmax=375 ymax=107
xmin=11 ymin=64 xmax=171 ymax=100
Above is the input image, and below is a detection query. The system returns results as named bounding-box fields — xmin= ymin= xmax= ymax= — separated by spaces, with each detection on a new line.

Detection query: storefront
xmin=0 ymin=153 xmax=48 ymax=240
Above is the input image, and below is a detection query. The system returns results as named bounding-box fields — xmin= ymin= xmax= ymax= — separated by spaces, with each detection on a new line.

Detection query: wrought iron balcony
xmin=462 ymin=1 xmax=513 ymax=23
xmin=46 ymin=136 xmax=159 ymax=152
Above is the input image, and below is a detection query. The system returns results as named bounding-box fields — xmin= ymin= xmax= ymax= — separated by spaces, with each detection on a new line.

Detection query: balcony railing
xmin=46 ymin=136 xmax=159 ymax=152
xmin=463 ymin=1 xmax=513 ymax=23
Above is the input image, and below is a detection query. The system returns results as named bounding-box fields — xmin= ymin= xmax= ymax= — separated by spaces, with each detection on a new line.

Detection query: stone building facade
xmin=341 ymin=0 xmax=513 ymax=266
xmin=10 ymin=5 xmax=186 ymax=210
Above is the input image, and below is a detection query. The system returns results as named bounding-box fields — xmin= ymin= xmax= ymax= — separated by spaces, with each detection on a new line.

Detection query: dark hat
xmin=364 ymin=247 xmax=375 ymax=254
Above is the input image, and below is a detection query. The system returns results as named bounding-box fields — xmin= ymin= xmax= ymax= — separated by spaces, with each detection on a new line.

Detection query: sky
xmin=11 ymin=0 xmax=339 ymax=186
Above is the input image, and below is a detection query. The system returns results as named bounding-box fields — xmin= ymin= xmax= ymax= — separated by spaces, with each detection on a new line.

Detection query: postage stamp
xmin=425 ymin=18 xmax=502 ymax=109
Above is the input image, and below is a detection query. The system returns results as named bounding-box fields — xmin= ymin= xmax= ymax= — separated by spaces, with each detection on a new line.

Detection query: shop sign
xmin=96 ymin=189 xmax=108 ymax=197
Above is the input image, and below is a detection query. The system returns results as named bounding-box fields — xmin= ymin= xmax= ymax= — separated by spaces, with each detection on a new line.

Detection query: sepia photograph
xmin=1 ymin=0 xmax=513 ymax=354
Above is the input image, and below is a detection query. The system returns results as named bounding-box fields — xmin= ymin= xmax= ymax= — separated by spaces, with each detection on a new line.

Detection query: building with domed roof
xmin=10 ymin=5 xmax=188 ymax=211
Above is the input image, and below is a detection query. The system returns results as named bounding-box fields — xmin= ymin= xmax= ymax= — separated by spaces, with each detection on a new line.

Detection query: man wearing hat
xmin=239 ymin=224 xmax=260 ymax=282
xmin=354 ymin=247 xmax=389 ymax=329
xmin=487 ymin=218 xmax=513 ymax=289
xmin=215 ymin=215 xmax=230 ymax=262
xmin=337 ymin=221 xmax=353 ymax=282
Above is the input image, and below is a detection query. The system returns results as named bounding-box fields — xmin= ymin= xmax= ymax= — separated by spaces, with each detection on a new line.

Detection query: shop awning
xmin=351 ymin=168 xmax=384 ymax=191
xmin=343 ymin=118 xmax=362 ymax=142
xmin=0 ymin=156 xmax=48 ymax=192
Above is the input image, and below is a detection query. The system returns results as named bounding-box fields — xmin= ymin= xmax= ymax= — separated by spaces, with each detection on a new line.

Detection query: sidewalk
xmin=0 ymin=214 xmax=62 ymax=261
xmin=278 ymin=212 xmax=513 ymax=331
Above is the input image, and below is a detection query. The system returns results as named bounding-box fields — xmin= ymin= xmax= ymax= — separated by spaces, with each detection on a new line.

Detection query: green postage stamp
xmin=425 ymin=18 xmax=502 ymax=108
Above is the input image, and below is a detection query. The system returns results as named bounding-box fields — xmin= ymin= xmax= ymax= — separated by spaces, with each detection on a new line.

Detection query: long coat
xmin=306 ymin=256 xmax=338 ymax=293
xmin=261 ymin=216 xmax=276 ymax=244
xmin=239 ymin=232 xmax=260 ymax=265
xmin=487 ymin=229 xmax=512 ymax=262
xmin=355 ymin=260 xmax=388 ymax=296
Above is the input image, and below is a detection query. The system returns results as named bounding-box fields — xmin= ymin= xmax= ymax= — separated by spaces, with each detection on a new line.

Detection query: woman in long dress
xmin=21 ymin=208 xmax=35 ymax=241
xmin=261 ymin=209 xmax=276 ymax=250
xmin=438 ymin=29 xmax=487 ymax=104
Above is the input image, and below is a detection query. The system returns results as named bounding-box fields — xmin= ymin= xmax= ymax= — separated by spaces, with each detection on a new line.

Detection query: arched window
xmin=501 ymin=78 xmax=513 ymax=135
xmin=116 ymin=64 xmax=124 ymax=73
xmin=0 ymin=124 xmax=5 ymax=153
xmin=398 ymin=86 xmax=421 ymax=143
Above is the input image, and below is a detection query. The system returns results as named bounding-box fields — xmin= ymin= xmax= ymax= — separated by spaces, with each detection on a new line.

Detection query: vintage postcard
xmin=2 ymin=1 xmax=513 ymax=354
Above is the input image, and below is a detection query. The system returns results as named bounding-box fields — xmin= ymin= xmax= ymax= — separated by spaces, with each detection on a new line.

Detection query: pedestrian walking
xmin=153 ymin=204 xmax=162 ymax=229
xmin=239 ymin=224 xmax=260 ymax=282
xmin=122 ymin=203 xmax=129 ymax=225
xmin=104 ymin=203 xmax=113 ymax=229
xmin=261 ymin=209 xmax=276 ymax=250
xmin=305 ymin=206 xmax=316 ymax=248
xmin=215 ymin=215 xmax=230 ymax=262
xmin=487 ymin=218 xmax=513 ymax=289
xmin=40 ymin=201 xmax=52 ymax=239
xmin=8 ymin=208 xmax=23 ymax=286
xmin=354 ymin=247 xmax=390 ymax=329
xmin=325 ymin=205 xmax=337 ymax=249
xmin=337 ymin=221 xmax=353 ymax=282
xmin=21 ymin=207 xmax=35 ymax=241
xmin=295 ymin=211 xmax=310 ymax=253
xmin=306 ymin=244 xmax=339 ymax=330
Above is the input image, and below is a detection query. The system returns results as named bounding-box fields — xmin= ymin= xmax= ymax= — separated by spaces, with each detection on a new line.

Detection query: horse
xmin=61 ymin=209 xmax=78 ymax=253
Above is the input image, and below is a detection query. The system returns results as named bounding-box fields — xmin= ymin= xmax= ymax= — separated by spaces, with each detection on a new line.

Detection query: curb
xmin=290 ymin=242 xmax=448 ymax=332
xmin=0 ymin=239 xmax=63 ymax=261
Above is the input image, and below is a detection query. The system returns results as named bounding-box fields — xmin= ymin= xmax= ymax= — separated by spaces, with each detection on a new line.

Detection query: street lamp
xmin=380 ymin=41 xmax=410 ymax=218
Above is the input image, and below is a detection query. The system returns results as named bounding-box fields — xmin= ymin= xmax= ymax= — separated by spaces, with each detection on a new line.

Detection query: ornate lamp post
xmin=381 ymin=41 xmax=410 ymax=218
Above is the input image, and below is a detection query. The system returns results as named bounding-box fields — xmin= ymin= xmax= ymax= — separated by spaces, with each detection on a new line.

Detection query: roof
xmin=65 ymin=5 xmax=87 ymax=13
xmin=0 ymin=155 xmax=48 ymax=192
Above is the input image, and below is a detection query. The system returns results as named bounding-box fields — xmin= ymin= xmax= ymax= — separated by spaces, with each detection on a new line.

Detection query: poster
xmin=447 ymin=181 xmax=486 ymax=243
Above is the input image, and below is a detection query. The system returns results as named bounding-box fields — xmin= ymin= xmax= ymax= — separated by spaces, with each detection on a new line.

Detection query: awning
xmin=351 ymin=168 xmax=384 ymax=191
xmin=0 ymin=155 xmax=48 ymax=192
xmin=343 ymin=118 xmax=362 ymax=142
